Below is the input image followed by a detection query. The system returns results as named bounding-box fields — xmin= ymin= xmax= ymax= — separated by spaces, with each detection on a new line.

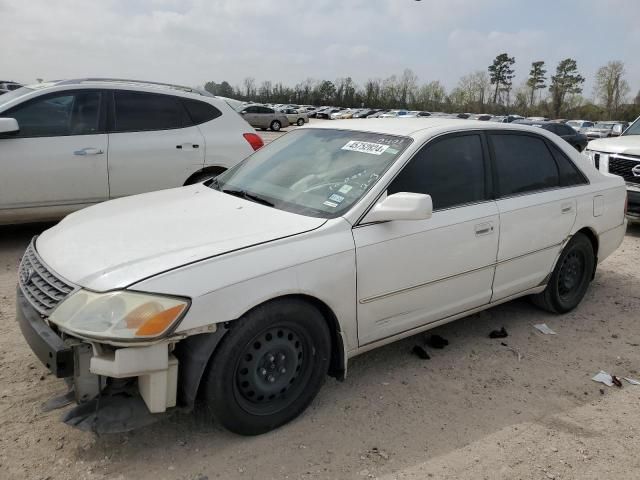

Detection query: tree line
xmin=204 ymin=55 xmax=640 ymax=121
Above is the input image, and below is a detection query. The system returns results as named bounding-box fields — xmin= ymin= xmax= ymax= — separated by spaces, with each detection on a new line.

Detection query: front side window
xmin=490 ymin=133 xmax=559 ymax=196
xmin=624 ymin=120 xmax=640 ymax=136
xmin=388 ymin=134 xmax=486 ymax=210
xmin=113 ymin=91 xmax=186 ymax=132
xmin=212 ymin=129 xmax=413 ymax=218
xmin=2 ymin=90 xmax=102 ymax=137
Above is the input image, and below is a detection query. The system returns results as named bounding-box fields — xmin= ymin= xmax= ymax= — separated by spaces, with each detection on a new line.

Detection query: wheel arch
xmin=184 ymin=165 xmax=227 ymax=185
xmin=575 ymin=226 xmax=599 ymax=279
xmin=176 ymin=293 xmax=347 ymax=410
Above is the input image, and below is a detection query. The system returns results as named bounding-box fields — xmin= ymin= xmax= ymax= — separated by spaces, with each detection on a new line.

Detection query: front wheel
xmin=296 ymin=118 xmax=305 ymax=126
xmin=531 ymin=232 xmax=595 ymax=313
xmin=270 ymin=120 xmax=281 ymax=131
xmin=202 ymin=299 xmax=331 ymax=435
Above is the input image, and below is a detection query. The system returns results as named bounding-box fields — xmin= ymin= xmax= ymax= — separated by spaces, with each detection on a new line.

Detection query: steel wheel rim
xmin=233 ymin=324 xmax=312 ymax=416
xmin=558 ymin=250 xmax=585 ymax=298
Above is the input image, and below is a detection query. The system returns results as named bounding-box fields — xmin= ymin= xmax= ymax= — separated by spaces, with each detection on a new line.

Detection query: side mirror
xmin=611 ymin=124 xmax=624 ymax=136
xmin=240 ymin=110 xmax=247 ymax=115
xmin=0 ymin=117 xmax=19 ymax=134
xmin=362 ymin=192 xmax=433 ymax=224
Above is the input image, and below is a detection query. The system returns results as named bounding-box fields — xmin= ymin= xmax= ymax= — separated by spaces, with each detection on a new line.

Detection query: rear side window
xmin=549 ymin=143 xmax=588 ymax=186
xmin=182 ymin=98 xmax=221 ymax=125
xmin=388 ymin=134 xmax=486 ymax=210
xmin=556 ymin=124 xmax=574 ymax=136
xmin=113 ymin=91 xmax=187 ymax=132
xmin=490 ymin=134 xmax=559 ymax=196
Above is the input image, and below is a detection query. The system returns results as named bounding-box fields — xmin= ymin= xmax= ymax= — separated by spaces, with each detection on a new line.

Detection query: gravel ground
xmin=1 ymin=134 xmax=639 ymax=479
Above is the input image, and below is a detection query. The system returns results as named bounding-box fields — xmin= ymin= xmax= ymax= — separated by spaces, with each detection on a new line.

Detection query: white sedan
xmin=17 ymin=119 xmax=627 ymax=435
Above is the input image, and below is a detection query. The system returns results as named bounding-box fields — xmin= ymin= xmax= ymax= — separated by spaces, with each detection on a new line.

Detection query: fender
xmin=173 ymin=327 xmax=228 ymax=409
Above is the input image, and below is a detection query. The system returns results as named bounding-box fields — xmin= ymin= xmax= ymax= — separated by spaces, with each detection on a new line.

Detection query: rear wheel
xmin=202 ymin=298 xmax=331 ymax=435
xmin=270 ymin=120 xmax=281 ymax=131
xmin=296 ymin=118 xmax=305 ymax=126
xmin=531 ymin=232 xmax=595 ymax=313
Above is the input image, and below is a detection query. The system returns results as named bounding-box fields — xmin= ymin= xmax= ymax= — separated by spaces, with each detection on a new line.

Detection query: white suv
xmin=0 ymin=78 xmax=263 ymax=225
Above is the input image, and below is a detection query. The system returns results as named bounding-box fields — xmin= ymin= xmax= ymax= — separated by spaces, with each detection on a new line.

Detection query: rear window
xmin=113 ymin=91 xmax=188 ymax=132
xmin=182 ymin=98 xmax=221 ymax=125
xmin=490 ymin=133 xmax=559 ymax=196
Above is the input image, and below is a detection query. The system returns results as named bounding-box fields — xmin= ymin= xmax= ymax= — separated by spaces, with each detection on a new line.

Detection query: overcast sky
xmin=2 ymin=0 xmax=638 ymax=99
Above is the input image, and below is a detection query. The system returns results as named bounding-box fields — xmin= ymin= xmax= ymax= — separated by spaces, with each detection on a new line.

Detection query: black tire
xmin=202 ymin=298 xmax=331 ymax=435
xmin=270 ymin=120 xmax=281 ymax=131
xmin=531 ymin=232 xmax=595 ymax=313
xmin=296 ymin=118 xmax=305 ymax=126
xmin=185 ymin=170 xmax=225 ymax=185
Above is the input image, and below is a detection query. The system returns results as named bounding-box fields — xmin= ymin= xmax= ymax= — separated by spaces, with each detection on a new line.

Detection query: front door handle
xmin=74 ymin=147 xmax=104 ymax=156
xmin=474 ymin=222 xmax=495 ymax=236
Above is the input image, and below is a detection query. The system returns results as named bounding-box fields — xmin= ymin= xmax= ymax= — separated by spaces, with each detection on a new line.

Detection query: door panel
xmin=0 ymin=135 xmax=108 ymax=209
xmin=0 ymin=90 xmax=108 ymax=211
xmin=107 ymin=127 xmax=204 ymax=198
xmin=488 ymin=132 xmax=577 ymax=301
xmin=493 ymin=192 xmax=576 ymax=300
xmin=107 ymin=90 xmax=205 ymax=198
xmin=354 ymin=203 xmax=499 ymax=345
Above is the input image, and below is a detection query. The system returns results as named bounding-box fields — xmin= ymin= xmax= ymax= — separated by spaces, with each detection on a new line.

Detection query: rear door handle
xmin=74 ymin=147 xmax=103 ymax=156
xmin=474 ymin=222 xmax=495 ymax=236
xmin=561 ymin=202 xmax=574 ymax=214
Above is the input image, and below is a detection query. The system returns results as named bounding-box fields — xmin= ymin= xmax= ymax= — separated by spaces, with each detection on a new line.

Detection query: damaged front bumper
xmin=16 ymin=286 xmax=179 ymax=432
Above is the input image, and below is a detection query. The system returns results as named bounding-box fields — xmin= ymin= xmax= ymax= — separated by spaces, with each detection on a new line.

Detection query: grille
xmin=18 ymin=239 xmax=76 ymax=315
xmin=608 ymin=155 xmax=640 ymax=185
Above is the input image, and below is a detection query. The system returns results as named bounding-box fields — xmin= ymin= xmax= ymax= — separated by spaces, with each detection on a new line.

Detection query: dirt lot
xmin=1 ymin=185 xmax=639 ymax=479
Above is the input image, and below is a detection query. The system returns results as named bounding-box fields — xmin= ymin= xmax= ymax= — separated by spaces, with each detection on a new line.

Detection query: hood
xmin=36 ymin=185 xmax=326 ymax=291
xmin=588 ymin=135 xmax=640 ymax=155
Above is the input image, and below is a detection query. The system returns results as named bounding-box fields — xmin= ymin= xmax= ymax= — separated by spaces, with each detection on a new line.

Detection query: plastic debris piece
xmin=426 ymin=334 xmax=449 ymax=349
xmin=592 ymin=371 xmax=614 ymax=387
xmin=533 ymin=323 xmax=557 ymax=335
xmin=624 ymin=377 xmax=640 ymax=385
xmin=412 ymin=345 xmax=430 ymax=360
xmin=489 ymin=327 xmax=508 ymax=339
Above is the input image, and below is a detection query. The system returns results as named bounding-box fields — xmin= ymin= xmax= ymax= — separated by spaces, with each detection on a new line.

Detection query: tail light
xmin=243 ymin=133 xmax=264 ymax=151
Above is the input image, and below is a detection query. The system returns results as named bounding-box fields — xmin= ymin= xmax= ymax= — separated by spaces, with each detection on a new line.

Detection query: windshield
xmin=212 ymin=128 xmax=413 ymax=218
xmin=594 ymin=123 xmax=615 ymax=129
xmin=623 ymin=119 xmax=640 ymax=136
xmin=0 ymin=86 xmax=34 ymax=109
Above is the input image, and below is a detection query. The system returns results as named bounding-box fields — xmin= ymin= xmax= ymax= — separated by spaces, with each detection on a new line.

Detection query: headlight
xmin=49 ymin=290 xmax=189 ymax=340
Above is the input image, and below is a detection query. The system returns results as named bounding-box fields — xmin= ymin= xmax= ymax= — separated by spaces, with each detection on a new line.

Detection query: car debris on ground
xmin=533 ymin=323 xmax=557 ymax=335
xmin=592 ymin=370 xmax=628 ymax=388
xmin=426 ymin=334 xmax=449 ymax=349
xmin=411 ymin=345 xmax=431 ymax=360
xmin=489 ymin=327 xmax=508 ymax=339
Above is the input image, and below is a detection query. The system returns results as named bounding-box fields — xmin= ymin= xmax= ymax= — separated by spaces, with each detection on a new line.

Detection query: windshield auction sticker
xmin=341 ymin=140 xmax=390 ymax=155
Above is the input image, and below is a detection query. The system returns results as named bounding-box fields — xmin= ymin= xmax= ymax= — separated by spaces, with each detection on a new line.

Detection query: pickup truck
xmin=586 ymin=117 xmax=640 ymax=221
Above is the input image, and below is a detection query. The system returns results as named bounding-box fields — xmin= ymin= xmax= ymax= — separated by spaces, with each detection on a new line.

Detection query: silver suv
xmin=239 ymin=104 xmax=290 ymax=131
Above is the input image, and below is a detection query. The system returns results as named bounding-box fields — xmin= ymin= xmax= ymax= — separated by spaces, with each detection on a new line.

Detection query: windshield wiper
xmin=222 ymin=189 xmax=274 ymax=207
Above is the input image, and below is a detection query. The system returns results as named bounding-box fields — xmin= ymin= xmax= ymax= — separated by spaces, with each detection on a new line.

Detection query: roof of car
xmin=304 ymin=118 xmax=552 ymax=139
xmin=33 ymin=78 xmax=213 ymax=98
